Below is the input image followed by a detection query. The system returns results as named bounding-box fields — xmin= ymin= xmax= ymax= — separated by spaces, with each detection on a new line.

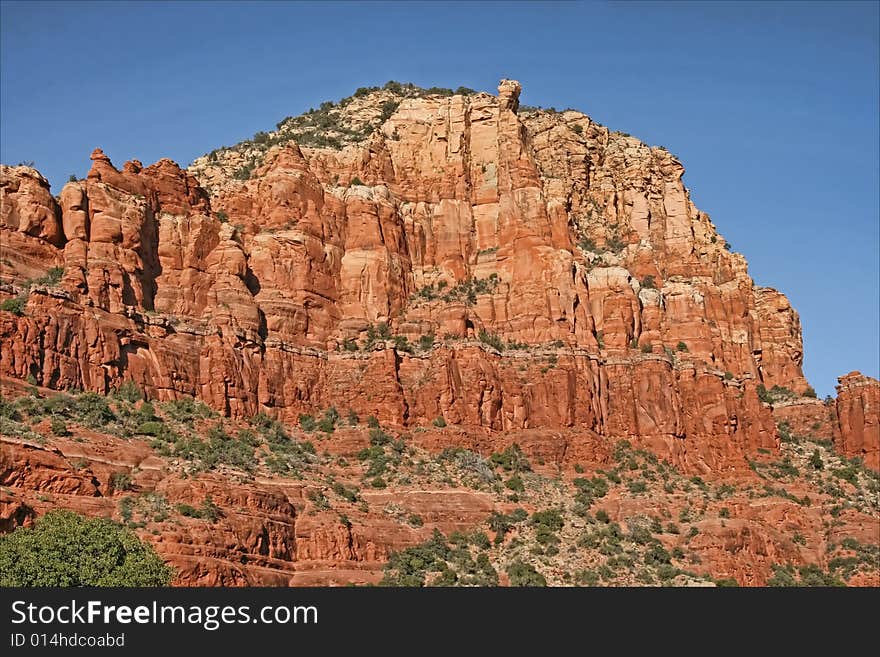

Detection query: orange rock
xmin=835 ymin=372 xmax=879 ymax=470
xmin=0 ymin=80 xmax=847 ymax=474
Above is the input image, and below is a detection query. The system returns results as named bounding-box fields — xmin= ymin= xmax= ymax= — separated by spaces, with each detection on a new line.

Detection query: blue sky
xmin=1 ymin=1 xmax=877 ymax=396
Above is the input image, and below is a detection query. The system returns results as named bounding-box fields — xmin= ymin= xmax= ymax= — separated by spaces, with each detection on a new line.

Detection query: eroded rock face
xmin=835 ymin=372 xmax=880 ymax=470
xmin=0 ymin=80 xmax=842 ymax=473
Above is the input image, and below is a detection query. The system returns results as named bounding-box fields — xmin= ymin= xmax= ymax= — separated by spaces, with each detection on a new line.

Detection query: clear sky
xmin=1 ymin=1 xmax=878 ymax=396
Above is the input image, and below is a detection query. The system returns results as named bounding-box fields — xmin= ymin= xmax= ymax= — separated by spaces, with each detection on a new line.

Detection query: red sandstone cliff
xmin=1 ymin=80 xmax=837 ymax=472
xmin=1 ymin=80 xmax=877 ymax=586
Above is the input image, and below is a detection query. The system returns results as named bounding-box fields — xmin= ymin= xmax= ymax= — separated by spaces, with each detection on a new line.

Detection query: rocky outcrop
xmin=0 ymin=80 xmax=845 ymax=473
xmin=835 ymin=372 xmax=879 ymax=470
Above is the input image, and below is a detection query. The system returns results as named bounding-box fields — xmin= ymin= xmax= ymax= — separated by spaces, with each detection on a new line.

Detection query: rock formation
xmin=1 ymin=80 xmax=877 ymax=586
xmin=834 ymin=372 xmax=879 ymax=470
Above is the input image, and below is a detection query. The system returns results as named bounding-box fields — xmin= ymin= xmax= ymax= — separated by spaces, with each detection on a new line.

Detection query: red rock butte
xmin=1 ymin=80 xmax=877 ymax=472
xmin=0 ymin=80 xmax=877 ymax=586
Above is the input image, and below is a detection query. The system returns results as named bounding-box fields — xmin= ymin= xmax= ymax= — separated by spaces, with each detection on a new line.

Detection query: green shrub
xmin=757 ymin=384 xmax=797 ymax=404
xmin=432 ymin=415 xmax=447 ymax=428
xmin=487 ymin=509 xmax=528 ymax=544
xmin=418 ymin=334 xmax=435 ymax=350
xmin=162 ymin=397 xmax=215 ymax=423
xmin=110 ymin=471 xmax=132 ymax=492
xmin=50 ymin=417 xmax=69 ymax=436
xmin=393 ymin=335 xmax=413 ymax=353
xmin=331 ymin=481 xmax=359 ymax=503
xmin=113 ymin=381 xmax=143 ymax=403
xmin=74 ymin=393 xmax=116 ymax=428
xmin=299 ymin=414 xmax=317 ymax=432
xmin=676 ymin=341 xmax=688 ymax=352
xmin=530 ymin=509 xmax=564 ymax=532
xmin=135 ymin=421 xmax=165 ymax=437
xmin=641 ymin=275 xmax=656 ymax=289
xmin=0 ymin=510 xmax=172 ymax=586
xmin=490 ymin=444 xmax=531 ymax=473
xmin=504 ymin=475 xmax=525 ymax=492
xmin=174 ymin=425 xmax=256 ymax=472
xmin=478 ymin=329 xmax=504 ymax=351
xmin=369 ymin=426 xmax=391 ymax=446
xmin=350 ymin=176 xmax=364 ymax=186
xmin=175 ymin=497 xmax=220 ymax=522
xmin=506 ymin=560 xmax=547 ymax=586
xmin=607 ymin=236 xmax=627 ymax=252
xmin=317 ymin=407 xmax=338 ymax=433
xmin=233 ymin=164 xmax=254 ymax=181
xmin=627 ymin=480 xmax=648 ymax=494
xmin=0 ymin=296 xmax=26 ymax=316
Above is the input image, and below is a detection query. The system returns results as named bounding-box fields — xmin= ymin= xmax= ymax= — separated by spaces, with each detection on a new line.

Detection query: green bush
xmin=757 ymin=384 xmax=797 ymax=404
xmin=317 ymin=407 xmax=338 ymax=433
xmin=299 ymin=414 xmax=317 ymax=432
xmin=530 ymin=509 xmax=564 ymax=532
xmin=135 ymin=421 xmax=165 ymax=437
xmin=676 ymin=341 xmax=688 ymax=352
xmin=176 ymin=497 xmax=221 ymax=522
xmin=331 ymin=481 xmax=359 ymax=503
xmin=50 ymin=417 xmax=69 ymax=437
xmin=369 ymin=426 xmax=392 ymax=446
xmin=0 ymin=510 xmax=172 ymax=586
xmin=504 ymin=475 xmax=525 ymax=492
xmin=432 ymin=415 xmax=447 ymax=428
xmin=627 ymin=480 xmax=648 ymax=494
xmin=110 ymin=471 xmax=133 ymax=492
xmin=393 ymin=335 xmax=413 ymax=353
xmin=162 ymin=397 xmax=215 ymax=423
xmin=641 ymin=275 xmax=656 ymax=289
xmin=506 ymin=560 xmax=547 ymax=586
xmin=113 ymin=381 xmax=143 ymax=403
xmin=490 ymin=444 xmax=531 ymax=473
xmin=74 ymin=393 xmax=116 ymax=428
xmin=478 ymin=329 xmax=504 ymax=351
xmin=350 ymin=176 xmax=365 ymax=186
xmin=578 ymin=237 xmax=598 ymax=252
xmin=0 ymin=295 xmax=26 ymax=316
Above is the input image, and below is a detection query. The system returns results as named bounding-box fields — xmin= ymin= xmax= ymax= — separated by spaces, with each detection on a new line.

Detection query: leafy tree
xmin=0 ymin=511 xmax=173 ymax=586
